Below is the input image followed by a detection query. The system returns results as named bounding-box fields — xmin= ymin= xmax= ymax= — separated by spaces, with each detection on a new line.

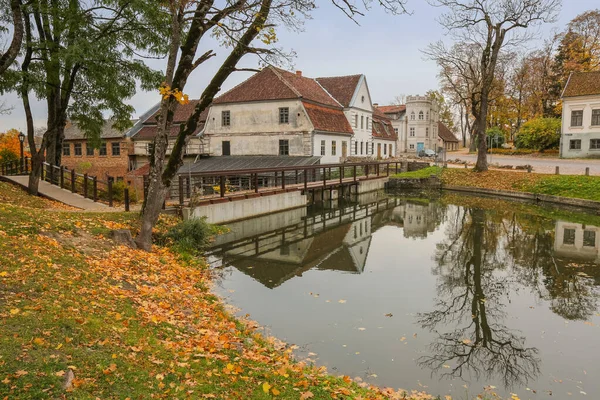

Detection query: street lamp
xmin=18 ymin=131 xmax=25 ymax=172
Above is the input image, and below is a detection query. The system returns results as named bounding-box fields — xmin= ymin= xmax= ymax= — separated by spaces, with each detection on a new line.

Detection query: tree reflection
xmin=418 ymin=207 xmax=540 ymax=389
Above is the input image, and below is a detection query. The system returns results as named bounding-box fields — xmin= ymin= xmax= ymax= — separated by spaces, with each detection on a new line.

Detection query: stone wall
xmin=61 ymin=138 xmax=129 ymax=180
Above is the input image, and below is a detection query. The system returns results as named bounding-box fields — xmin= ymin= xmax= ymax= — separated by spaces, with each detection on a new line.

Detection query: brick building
xmin=61 ymin=120 xmax=130 ymax=180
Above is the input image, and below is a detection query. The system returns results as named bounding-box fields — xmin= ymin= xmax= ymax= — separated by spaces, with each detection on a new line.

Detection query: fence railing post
xmin=353 ymin=165 xmax=357 ymax=182
xmin=83 ymin=173 xmax=88 ymax=198
xmin=49 ymin=164 xmax=54 ymax=184
xmin=254 ymin=173 xmax=259 ymax=193
xmin=281 ymin=170 xmax=285 ymax=189
xmin=555 ymin=166 xmax=559 ymax=175
xmin=340 ymin=166 xmax=343 ymax=184
xmin=108 ymin=177 xmax=113 ymax=207
xmin=220 ymin=175 xmax=226 ymax=198
xmin=304 ymin=169 xmax=308 ymax=191
xmin=93 ymin=176 xmax=98 ymax=202
xmin=124 ymin=188 xmax=130 ymax=212
xmin=60 ymin=166 xmax=65 ymax=189
xmin=71 ymin=169 xmax=76 ymax=192
xmin=585 ymin=167 xmax=590 ymax=176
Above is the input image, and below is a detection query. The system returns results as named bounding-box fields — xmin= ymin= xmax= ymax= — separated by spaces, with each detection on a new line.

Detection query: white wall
xmin=313 ymin=133 xmax=351 ymax=163
xmin=404 ymin=96 xmax=439 ymax=153
xmin=561 ymin=96 xmax=600 ymax=158
xmin=373 ymin=139 xmax=395 ymax=159
xmin=346 ymin=77 xmax=374 ymax=157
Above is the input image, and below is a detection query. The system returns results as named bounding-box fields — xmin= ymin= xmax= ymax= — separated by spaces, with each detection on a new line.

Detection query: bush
xmin=515 ymin=118 xmax=561 ymax=151
xmin=165 ymin=218 xmax=212 ymax=255
xmin=486 ymin=126 xmax=506 ymax=147
xmin=111 ymin=180 xmax=138 ymax=203
xmin=0 ymin=148 xmax=18 ymax=164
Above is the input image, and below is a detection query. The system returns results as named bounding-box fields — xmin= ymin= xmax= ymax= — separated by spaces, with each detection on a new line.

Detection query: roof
xmin=178 ymin=155 xmax=322 ymax=174
xmin=378 ymin=105 xmax=406 ymax=115
xmin=149 ymin=100 xmax=202 ymax=123
xmin=438 ymin=122 xmax=459 ymax=143
xmin=562 ymin=72 xmax=600 ymax=98
xmin=214 ymin=66 xmax=341 ymax=108
xmin=315 ymin=75 xmax=362 ymax=107
xmin=372 ymin=108 xmax=398 ymax=141
xmin=302 ymin=101 xmax=353 ymax=135
xmin=131 ymin=103 xmax=209 ymax=140
xmin=126 ymin=163 xmax=150 ymax=177
xmin=64 ymin=119 xmax=128 ymax=141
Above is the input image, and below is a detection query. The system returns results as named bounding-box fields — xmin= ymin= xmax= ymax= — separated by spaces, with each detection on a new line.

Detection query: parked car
xmin=418 ymin=149 xmax=436 ymax=158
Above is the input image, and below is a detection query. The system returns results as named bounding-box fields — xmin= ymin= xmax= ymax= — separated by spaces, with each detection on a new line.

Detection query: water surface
xmin=208 ymin=193 xmax=600 ymax=399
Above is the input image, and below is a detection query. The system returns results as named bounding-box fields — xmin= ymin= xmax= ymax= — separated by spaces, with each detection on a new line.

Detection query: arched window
xmin=419 ymin=111 xmax=424 ymax=120
xmin=426 ymin=111 xmax=429 ymax=121
xmin=410 ymin=111 xmax=415 ymax=120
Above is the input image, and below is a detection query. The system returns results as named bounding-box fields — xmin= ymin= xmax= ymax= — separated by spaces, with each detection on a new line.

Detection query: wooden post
xmin=386 ymin=163 xmax=390 ymax=176
xmin=366 ymin=164 xmax=369 ymax=178
xmin=60 ymin=166 xmax=65 ymax=189
xmin=527 ymin=166 xmax=532 ymax=173
xmin=340 ymin=166 xmax=343 ymax=184
xmin=220 ymin=175 xmax=226 ymax=198
xmin=353 ymin=165 xmax=357 ymax=182
xmin=254 ymin=173 xmax=259 ymax=193
xmin=395 ymin=162 xmax=398 ymax=174
xmin=555 ymin=166 xmax=559 ymax=175
xmin=178 ymin=175 xmax=184 ymax=206
xmin=281 ymin=170 xmax=285 ymax=189
xmin=274 ymin=171 xmax=278 ymax=187
xmin=322 ymin=167 xmax=326 ymax=187
xmin=124 ymin=188 xmax=130 ymax=212
xmin=93 ymin=176 xmax=98 ymax=202
xmin=304 ymin=169 xmax=308 ymax=191
xmin=585 ymin=167 xmax=590 ymax=176
xmin=108 ymin=178 xmax=113 ymax=207
xmin=186 ymin=177 xmax=191 ymax=198
xmin=71 ymin=169 xmax=76 ymax=192
xmin=83 ymin=173 xmax=88 ymax=198
xmin=295 ymin=170 xmax=299 ymax=185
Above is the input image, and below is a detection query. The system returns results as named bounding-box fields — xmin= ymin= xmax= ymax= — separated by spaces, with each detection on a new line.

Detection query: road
xmin=444 ymin=151 xmax=600 ymax=176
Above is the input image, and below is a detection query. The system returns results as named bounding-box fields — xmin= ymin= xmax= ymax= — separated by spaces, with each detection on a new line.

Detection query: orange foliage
xmin=0 ymin=129 xmax=30 ymax=160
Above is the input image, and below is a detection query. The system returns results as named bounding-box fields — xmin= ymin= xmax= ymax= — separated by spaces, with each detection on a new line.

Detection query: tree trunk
xmin=28 ymin=152 xmax=43 ymax=195
xmin=474 ymin=99 xmax=489 ymax=172
xmin=0 ymin=0 xmax=23 ymax=75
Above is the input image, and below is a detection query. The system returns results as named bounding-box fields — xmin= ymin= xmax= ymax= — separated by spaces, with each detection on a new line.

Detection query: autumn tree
xmin=0 ymin=0 xmax=23 ymax=76
xmin=0 ymin=128 xmax=29 ymax=163
xmin=426 ymin=89 xmax=455 ymax=133
xmin=427 ymin=0 xmax=560 ymax=171
xmin=135 ymin=0 xmax=409 ymax=251
xmin=16 ymin=0 xmax=166 ymax=195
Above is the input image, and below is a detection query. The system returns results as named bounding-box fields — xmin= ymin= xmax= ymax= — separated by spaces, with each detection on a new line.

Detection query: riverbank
xmin=1 ymin=181 xmax=447 ymax=399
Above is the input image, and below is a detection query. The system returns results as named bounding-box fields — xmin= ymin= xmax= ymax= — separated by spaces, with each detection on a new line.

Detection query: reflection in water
xmin=418 ymin=208 xmax=540 ymax=388
xmin=209 ymin=194 xmax=600 ymax=398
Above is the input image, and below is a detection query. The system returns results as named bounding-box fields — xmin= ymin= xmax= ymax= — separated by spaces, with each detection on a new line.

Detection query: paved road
xmin=446 ymin=152 xmax=600 ymax=176
xmin=2 ymin=175 xmax=115 ymax=211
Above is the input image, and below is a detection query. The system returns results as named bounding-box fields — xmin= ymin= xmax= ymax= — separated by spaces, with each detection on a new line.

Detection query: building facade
xmin=560 ymin=71 xmax=600 ymax=158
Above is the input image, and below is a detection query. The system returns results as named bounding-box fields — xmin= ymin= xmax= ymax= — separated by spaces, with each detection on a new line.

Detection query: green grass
xmin=392 ymin=165 xmax=442 ymax=179
xmin=522 ymin=175 xmax=600 ymax=202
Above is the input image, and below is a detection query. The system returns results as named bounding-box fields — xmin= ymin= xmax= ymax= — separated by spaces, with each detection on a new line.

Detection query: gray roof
xmin=64 ymin=119 xmax=129 ymax=141
xmin=178 ymin=156 xmax=322 ymax=174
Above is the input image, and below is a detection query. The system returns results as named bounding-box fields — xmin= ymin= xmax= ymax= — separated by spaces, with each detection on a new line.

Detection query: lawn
xmin=391 ymin=166 xmax=442 ymax=179
xmin=1 ymin=181 xmax=443 ymax=400
xmin=440 ymin=168 xmax=600 ymax=202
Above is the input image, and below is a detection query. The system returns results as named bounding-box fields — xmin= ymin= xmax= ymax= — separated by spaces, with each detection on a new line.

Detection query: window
xmin=410 ymin=127 xmax=415 ymax=137
xmin=62 ymin=143 xmax=70 ymax=156
xmin=74 ymin=143 xmax=82 ymax=156
xmin=389 ymin=144 xmax=393 ymax=155
xmin=409 ymin=144 xmax=415 ymax=150
xmin=111 ymin=142 xmax=121 ymax=156
xmin=279 ymin=139 xmax=289 ymax=156
xmin=410 ymin=112 xmax=415 ymax=120
xmin=331 ymin=140 xmax=337 ymax=156
xmin=222 ymin=141 xmax=231 ymax=156
xmin=86 ymin=144 xmax=94 ymax=156
xmin=320 ymin=140 xmax=326 ymax=156
xmin=279 ymin=107 xmax=289 ymax=124
xmin=99 ymin=143 xmax=107 ymax=156
xmin=354 ymin=141 xmax=358 ymax=155
xmin=584 ymin=230 xmax=596 ymax=247
xmin=361 ymin=115 xmax=364 ymax=129
xmin=394 ymin=128 xmax=398 ymax=134
xmin=221 ymin=110 xmax=231 ymax=126
xmin=426 ymin=111 xmax=429 ymax=121
xmin=384 ymin=143 xmax=387 ymax=155
xmin=361 ymin=95 xmax=365 ymax=103
xmin=354 ymin=115 xmax=358 ymax=128
xmin=564 ymin=228 xmax=576 ymax=245
xmin=592 ymin=109 xmax=600 ymax=126
xmin=360 ymin=141 xmax=364 ymax=155
xmin=571 ymin=110 xmax=583 ymax=127
xmin=366 ymin=117 xmax=369 ymax=129
xmin=570 ymin=139 xmax=582 ymax=150
xmin=591 ymin=139 xmax=600 ymax=150
xmin=419 ymin=111 xmax=424 ymax=120
xmin=426 ymin=127 xmax=429 ymax=137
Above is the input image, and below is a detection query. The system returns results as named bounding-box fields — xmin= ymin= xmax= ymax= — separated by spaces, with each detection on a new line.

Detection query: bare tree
xmin=0 ymin=0 xmax=23 ymax=75
xmin=427 ymin=0 xmax=560 ymax=171
xmin=136 ymin=0 xmax=409 ymax=251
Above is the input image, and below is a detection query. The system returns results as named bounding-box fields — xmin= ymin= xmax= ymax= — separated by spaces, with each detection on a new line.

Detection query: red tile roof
xmin=562 ymin=71 xmax=600 ymax=98
xmin=149 ymin=100 xmax=204 ymax=123
xmin=315 ymin=75 xmax=362 ymax=107
xmin=213 ymin=67 xmax=341 ymax=108
xmin=127 ymin=163 xmax=150 ymax=176
xmin=302 ymin=101 xmax=353 ymax=135
xmin=438 ymin=122 xmax=459 ymax=143
xmin=372 ymin=111 xmax=397 ymax=141
xmin=133 ymin=104 xmax=209 ymax=140
xmin=378 ymin=105 xmax=406 ymax=114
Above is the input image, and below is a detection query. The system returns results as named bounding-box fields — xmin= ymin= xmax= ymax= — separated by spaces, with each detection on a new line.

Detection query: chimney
xmin=296 ymin=70 xmax=302 ymax=77
xmin=373 ymin=103 xmax=379 ymax=107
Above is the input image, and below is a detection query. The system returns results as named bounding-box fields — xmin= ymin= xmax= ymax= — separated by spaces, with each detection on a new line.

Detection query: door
xmin=222 ymin=140 xmax=230 ymax=156
xmin=377 ymin=143 xmax=381 ymax=159
xmin=342 ymin=141 xmax=347 ymax=158
xmin=417 ymin=142 xmax=424 ymax=153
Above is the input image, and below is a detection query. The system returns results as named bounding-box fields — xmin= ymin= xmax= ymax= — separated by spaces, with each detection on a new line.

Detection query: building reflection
xmin=555 ymin=221 xmax=600 ymax=262
xmin=207 ymin=194 xmax=446 ymax=288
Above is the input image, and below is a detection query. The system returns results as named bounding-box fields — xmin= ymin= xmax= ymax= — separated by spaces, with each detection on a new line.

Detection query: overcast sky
xmin=1 ymin=0 xmax=597 ymax=132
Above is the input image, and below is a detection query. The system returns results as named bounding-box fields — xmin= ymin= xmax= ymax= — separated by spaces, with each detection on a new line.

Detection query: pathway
xmin=2 ymin=175 xmax=115 ymax=211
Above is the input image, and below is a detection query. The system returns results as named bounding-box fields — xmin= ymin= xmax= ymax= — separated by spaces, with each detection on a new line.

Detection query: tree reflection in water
xmin=417 ymin=207 xmax=540 ymax=389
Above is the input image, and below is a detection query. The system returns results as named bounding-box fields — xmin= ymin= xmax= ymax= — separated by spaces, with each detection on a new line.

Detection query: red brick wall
xmin=61 ymin=139 xmax=130 ymax=179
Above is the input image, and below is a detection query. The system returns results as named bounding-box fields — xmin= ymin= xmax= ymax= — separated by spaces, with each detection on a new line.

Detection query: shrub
xmin=0 ymin=148 xmax=18 ymax=164
xmin=75 ymin=161 xmax=93 ymax=174
xmin=111 ymin=180 xmax=138 ymax=203
xmin=165 ymin=218 xmax=212 ymax=255
xmin=515 ymin=118 xmax=561 ymax=150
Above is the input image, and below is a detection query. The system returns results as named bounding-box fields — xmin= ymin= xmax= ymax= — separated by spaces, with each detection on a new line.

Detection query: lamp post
xmin=18 ymin=131 xmax=25 ymax=173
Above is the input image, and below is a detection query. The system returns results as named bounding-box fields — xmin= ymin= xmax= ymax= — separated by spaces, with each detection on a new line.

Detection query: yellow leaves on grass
xmin=102 ymin=363 xmax=117 ymax=375
xmin=262 ymin=382 xmax=271 ymax=393
xmin=300 ymin=391 xmax=314 ymax=399
xmin=158 ymin=83 xmax=189 ymax=105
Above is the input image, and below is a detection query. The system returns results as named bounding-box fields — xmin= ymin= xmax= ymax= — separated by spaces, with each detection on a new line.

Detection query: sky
xmin=1 ymin=0 xmax=598 ymax=132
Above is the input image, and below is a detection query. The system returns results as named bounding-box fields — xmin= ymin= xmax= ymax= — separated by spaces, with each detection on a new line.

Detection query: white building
xmin=560 ymin=71 xmax=600 ymax=158
xmin=554 ymin=220 xmax=600 ymax=262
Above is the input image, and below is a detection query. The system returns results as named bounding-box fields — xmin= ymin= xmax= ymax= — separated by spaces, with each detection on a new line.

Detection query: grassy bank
xmin=391 ymin=166 xmax=442 ymax=179
xmin=2 ymin=181 xmax=449 ymax=400
xmin=439 ymin=168 xmax=600 ymax=202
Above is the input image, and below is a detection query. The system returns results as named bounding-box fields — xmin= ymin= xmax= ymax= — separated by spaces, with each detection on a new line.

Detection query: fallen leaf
xmin=262 ymin=382 xmax=271 ymax=393
xmin=300 ymin=391 xmax=314 ymax=399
